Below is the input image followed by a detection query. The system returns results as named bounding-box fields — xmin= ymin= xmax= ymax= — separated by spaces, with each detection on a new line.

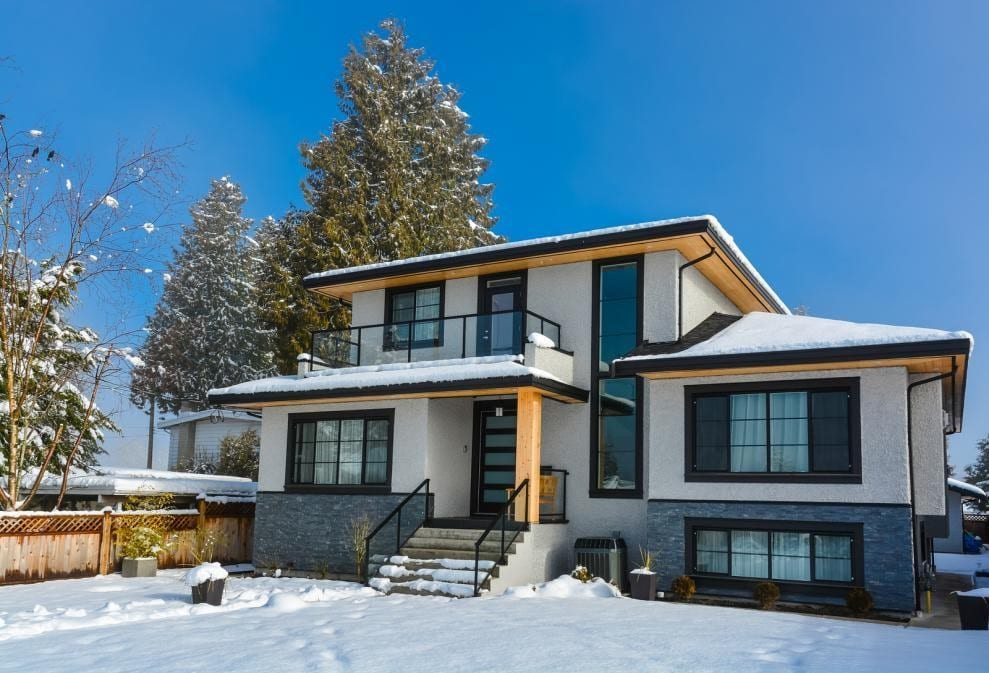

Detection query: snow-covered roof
xmin=947 ymin=477 xmax=987 ymax=500
xmin=208 ymin=355 xmax=579 ymax=403
xmin=158 ymin=409 xmax=260 ymax=429
xmin=617 ymin=312 xmax=973 ymax=363
xmin=304 ymin=215 xmax=789 ymax=314
xmin=23 ymin=467 xmax=256 ymax=498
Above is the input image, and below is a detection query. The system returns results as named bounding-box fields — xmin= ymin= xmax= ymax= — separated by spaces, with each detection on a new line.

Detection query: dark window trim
xmin=684 ymin=377 xmax=862 ymax=483
xmin=589 ymin=255 xmax=644 ymax=499
xmin=470 ymin=399 xmax=519 ymax=515
xmin=284 ymin=409 xmax=395 ymax=492
xmin=476 ymin=270 xmax=528 ymax=314
xmin=383 ymin=281 xmax=446 ymax=351
xmin=684 ymin=517 xmax=865 ymax=589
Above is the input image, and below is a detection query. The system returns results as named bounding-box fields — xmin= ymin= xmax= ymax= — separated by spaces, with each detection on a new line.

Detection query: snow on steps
xmin=369 ymin=526 xmax=524 ymax=598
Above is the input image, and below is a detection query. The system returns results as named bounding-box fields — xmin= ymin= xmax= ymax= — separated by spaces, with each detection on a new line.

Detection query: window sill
xmin=283 ymin=485 xmax=393 ymax=495
xmin=684 ymin=472 xmax=862 ymax=484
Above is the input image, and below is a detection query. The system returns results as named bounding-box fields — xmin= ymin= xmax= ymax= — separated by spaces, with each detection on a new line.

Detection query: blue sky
xmin=2 ymin=1 xmax=986 ymax=469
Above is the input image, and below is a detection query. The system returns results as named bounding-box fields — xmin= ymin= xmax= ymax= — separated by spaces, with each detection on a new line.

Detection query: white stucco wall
xmin=642 ymin=251 xmax=678 ymax=344
xmin=444 ymin=277 xmax=478 ymax=316
xmin=425 ymin=398 xmax=474 ymax=517
xmin=933 ymin=491 xmax=963 ymax=554
xmin=527 ymin=262 xmax=592 ymax=388
xmin=351 ymin=289 xmax=385 ymax=327
xmin=258 ymin=399 xmax=429 ymax=493
xmin=909 ymin=374 xmax=948 ymax=517
xmin=680 ymin=263 xmax=741 ymax=334
xmin=647 ymin=366 xmax=915 ymax=504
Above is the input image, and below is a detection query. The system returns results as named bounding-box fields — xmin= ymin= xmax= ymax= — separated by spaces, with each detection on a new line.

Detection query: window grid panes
xmin=389 ymin=286 xmax=442 ymax=346
xmin=291 ymin=416 xmax=390 ymax=487
xmin=692 ymin=387 xmax=852 ymax=474
xmin=692 ymin=527 xmax=854 ymax=584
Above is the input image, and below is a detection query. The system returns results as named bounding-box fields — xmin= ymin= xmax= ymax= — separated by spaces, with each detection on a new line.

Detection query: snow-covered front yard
xmin=0 ymin=571 xmax=976 ymax=673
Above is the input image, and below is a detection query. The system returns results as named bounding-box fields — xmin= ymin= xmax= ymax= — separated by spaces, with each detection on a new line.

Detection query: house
xmin=159 ymin=409 xmax=261 ymax=470
xmin=933 ymin=478 xmax=987 ymax=554
xmin=22 ymin=466 xmax=256 ymax=510
xmin=208 ymin=215 xmax=972 ymax=613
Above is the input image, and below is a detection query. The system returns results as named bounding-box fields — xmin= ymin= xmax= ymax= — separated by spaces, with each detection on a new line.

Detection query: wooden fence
xmin=0 ymin=500 xmax=254 ymax=585
xmin=964 ymin=513 xmax=988 ymax=543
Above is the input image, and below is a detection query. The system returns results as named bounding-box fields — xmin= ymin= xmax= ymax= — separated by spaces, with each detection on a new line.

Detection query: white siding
xmin=647 ymin=367 xmax=914 ymax=504
xmin=909 ymin=373 xmax=948 ymax=516
xmin=680 ymin=263 xmax=740 ymax=334
xmin=642 ymin=251 xmax=678 ymax=344
xmin=444 ymin=277 xmax=478 ymax=317
xmin=351 ymin=289 xmax=385 ymax=327
xmin=527 ymin=262 xmax=592 ymax=388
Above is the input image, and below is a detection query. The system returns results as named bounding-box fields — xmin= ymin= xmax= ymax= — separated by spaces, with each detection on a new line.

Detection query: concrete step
xmin=399 ymin=546 xmax=504 ymax=562
xmin=404 ymin=535 xmax=517 ymax=554
xmin=384 ymin=568 xmax=492 ymax=586
xmin=386 ymin=560 xmax=500 ymax=577
xmin=411 ymin=527 xmax=526 ymax=543
xmin=386 ymin=582 xmax=478 ymax=598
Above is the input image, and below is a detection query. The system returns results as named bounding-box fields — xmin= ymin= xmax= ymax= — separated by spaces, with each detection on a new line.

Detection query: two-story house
xmin=208 ymin=215 xmax=972 ymax=613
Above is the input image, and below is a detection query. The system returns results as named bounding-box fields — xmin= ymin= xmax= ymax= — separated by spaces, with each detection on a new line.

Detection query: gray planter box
xmin=121 ymin=557 xmax=158 ymax=578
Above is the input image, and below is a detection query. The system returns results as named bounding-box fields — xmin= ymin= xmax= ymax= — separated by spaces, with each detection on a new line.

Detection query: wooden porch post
xmin=515 ymin=387 xmax=542 ymax=523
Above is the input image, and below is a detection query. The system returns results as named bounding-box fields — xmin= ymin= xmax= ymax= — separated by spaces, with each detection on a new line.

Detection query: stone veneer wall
xmin=254 ymin=492 xmax=431 ymax=574
xmin=647 ymin=500 xmax=915 ymax=613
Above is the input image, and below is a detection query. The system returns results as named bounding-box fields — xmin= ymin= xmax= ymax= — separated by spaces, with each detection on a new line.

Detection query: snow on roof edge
xmin=304 ymin=215 xmax=789 ymax=313
xmin=157 ymin=409 xmax=260 ymax=429
xmin=947 ymin=477 xmax=987 ymax=499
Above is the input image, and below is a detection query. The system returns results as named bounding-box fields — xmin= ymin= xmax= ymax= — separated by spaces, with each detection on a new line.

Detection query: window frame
xmin=684 ymin=378 xmax=862 ymax=483
xmin=383 ymin=281 xmax=445 ymax=351
xmin=589 ymin=256 xmax=644 ymax=499
xmin=684 ymin=518 xmax=864 ymax=592
xmin=284 ymin=409 xmax=395 ymax=493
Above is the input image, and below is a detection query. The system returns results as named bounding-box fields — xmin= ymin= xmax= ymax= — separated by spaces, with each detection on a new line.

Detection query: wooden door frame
xmin=470 ymin=399 xmax=519 ymax=516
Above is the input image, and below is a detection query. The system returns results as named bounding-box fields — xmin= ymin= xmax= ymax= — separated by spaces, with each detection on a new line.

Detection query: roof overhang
xmin=301 ymin=218 xmax=787 ymax=315
xmin=208 ymin=377 xmax=589 ymax=410
xmin=613 ymin=339 xmax=970 ymax=431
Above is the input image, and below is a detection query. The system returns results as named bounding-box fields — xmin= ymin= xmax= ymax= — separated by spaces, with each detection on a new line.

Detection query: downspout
xmin=905 ymin=360 xmax=956 ymax=611
xmin=677 ymin=247 xmax=715 ymax=342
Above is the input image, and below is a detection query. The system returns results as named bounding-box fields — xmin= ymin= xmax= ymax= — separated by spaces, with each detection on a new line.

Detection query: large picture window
xmin=288 ymin=411 xmax=393 ymax=488
xmin=688 ymin=379 xmax=859 ymax=480
xmin=386 ymin=284 xmax=443 ymax=349
xmin=690 ymin=523 xmax=857 ymax=584
xmin=591 ymin=259 xmax=642 ymax=496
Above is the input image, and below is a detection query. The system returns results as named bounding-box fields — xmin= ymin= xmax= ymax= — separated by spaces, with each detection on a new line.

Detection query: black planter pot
xmin=191 ymin=578 xmax=226 ymax=606
xmin=629 ymin=571 xmax=657 ymax=601
xmin=957 ymin=595 xmax=989 ymax=630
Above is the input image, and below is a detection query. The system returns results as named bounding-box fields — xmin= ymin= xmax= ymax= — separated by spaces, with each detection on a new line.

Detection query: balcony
xmin=308 ymin=310 xmax=564 ymax=370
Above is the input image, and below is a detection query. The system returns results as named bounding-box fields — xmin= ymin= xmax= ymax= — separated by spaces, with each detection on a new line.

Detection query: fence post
xmin=196 ymin=498 xmax=207 ymax=555
xmin=98 ymin=509 xmax=113 ymax=575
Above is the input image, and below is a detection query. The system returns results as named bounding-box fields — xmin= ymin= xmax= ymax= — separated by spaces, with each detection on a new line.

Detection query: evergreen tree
xmin=964 ymin=434 xmax=989 ymax=511
xmin=131 ymin=177 xmax=274 ymax=413
xmin=258 ymin=19 xmax=501 ymax=372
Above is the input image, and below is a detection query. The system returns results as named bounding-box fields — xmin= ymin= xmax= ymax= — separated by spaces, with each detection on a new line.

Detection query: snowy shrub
xmin=117 ymin=526 xmax=171 ymax=559
xmin=671 ymin=575 xmax=696 ymax=602
xmin=753 ymin=581 xmax=780 ymax=610
xmin=845 ymin=588 xmax=874 ymax=616
xmin=346 ymin=513 xmax=373 ymax=578
xmin=570 ymin=565 xmax=592 ymax=583
xmin=122 ymin=492 xmax=175 ymax=512
xmin=193 ymin=527 xmax=227 ymax=565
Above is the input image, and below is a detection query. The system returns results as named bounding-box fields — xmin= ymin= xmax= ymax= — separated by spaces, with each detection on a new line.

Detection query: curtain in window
xmin=770 ymin=392 xmax=809 ymax=472
xmin=314 ymin=420 xmax=339 ymax=484
xmin=771 ymin=531 xmax=811 ymax=581
xmin=814 ymin=535 xmax=853 ymax=581
xmin=695 ymin=530 xmax=729 ymax=574
xmin=730 ymin=530 xmax=769 ymax=578
xmin=413 ymin=287 xmax=441 ymax=342
xmin=730 ymin=394 xmax=766 ymax=471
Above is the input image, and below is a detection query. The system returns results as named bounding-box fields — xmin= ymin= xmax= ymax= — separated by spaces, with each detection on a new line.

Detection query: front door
xmin=471 ymin=401 xmax=518 ymax=515
xmin=477 ymin=275 xmax=524 ymax=356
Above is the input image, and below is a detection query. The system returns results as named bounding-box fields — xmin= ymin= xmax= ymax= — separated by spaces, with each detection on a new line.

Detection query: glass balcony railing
xmin=308 ymin=310 xmax=563 ymax=370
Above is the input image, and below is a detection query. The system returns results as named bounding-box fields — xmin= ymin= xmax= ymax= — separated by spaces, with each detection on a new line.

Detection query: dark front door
xmin=471 ymin=401 xmax=518 ymax=515
xmin=477 ymin=275 xmax=524 ymax=356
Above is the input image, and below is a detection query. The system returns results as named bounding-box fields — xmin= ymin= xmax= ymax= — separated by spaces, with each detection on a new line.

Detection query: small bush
xmin=571 ymin=565 xmax=592 ymax=583
xmin=754 ymin=581 xmax=781 ymax=610
xmin=845 ymin=587 xmax=874 ymax=616
xmin=671 ymin=575 xmax=696 ymax=602
xmin=117 ymin=526 xmax=170 ymax=559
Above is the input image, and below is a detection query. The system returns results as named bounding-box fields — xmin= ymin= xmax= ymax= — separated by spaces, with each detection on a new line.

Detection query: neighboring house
xmin=933 ymin=478 xmax=987 ymax=554
xmin=208 ymin=215 xmax=972 ymax=613
xmin=159 ymin=410 xmax=261 ymax=470
xmin=23 ymin=466 xmax=256 ymax=510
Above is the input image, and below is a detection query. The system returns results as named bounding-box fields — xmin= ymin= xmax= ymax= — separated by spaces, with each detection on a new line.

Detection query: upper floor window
xmin=386 ymin=284 xmax=443 ymax=349
xmin=687 ymin=379 xmax=859 ymax=480
xmin=288 ymin=411 xmax=393 ymax=489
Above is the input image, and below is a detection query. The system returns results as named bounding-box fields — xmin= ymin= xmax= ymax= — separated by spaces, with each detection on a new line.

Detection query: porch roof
xmin=207 ymin=355 xmax=589 ymax=409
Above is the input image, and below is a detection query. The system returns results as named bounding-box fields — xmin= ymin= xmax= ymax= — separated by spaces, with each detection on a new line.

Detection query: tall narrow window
xmin=592 ymin=259 xmax=641 ymax=495
xmin=387 ymin=285 xmax=442 ymax=348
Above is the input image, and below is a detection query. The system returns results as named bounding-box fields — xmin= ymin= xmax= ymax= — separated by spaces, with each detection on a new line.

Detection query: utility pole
xmin=145 ymin=396 xmax=155 ymax=469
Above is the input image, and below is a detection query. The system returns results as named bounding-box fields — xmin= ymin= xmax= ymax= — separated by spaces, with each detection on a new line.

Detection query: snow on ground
xmin=0 ymin=571 xmax=977 ymax=673
xmin=936 ymin=550 xmax=989 ymax=576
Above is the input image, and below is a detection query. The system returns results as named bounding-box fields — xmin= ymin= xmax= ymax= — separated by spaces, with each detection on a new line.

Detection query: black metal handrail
xmin=309 ymin=309 xmax=564 ymax=371
xmin=472 ymin=479 xmax=530 ymax=597
xmin=363 ymin=478 xmax=431 ymax=581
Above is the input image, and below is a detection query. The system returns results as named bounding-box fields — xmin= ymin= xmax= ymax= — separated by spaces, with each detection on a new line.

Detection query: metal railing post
xmin=396 ymin=509 xmax=402 ymax=557
xmin=461 ymin=315 xmax=467 ymax=358
xmin=355 ymin=326 xmax=362 ymax=366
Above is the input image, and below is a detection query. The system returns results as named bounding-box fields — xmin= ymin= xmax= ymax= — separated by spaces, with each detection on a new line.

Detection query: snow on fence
xmin=964 ymin=513 xmax=988 ymax=543
xmin=0 ymin=500 xmax=254 ymax=585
